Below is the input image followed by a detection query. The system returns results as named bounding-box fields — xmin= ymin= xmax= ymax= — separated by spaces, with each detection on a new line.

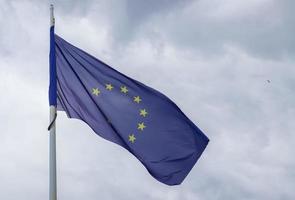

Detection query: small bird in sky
xmin=267 ymin=80 xmax=271 ymax=83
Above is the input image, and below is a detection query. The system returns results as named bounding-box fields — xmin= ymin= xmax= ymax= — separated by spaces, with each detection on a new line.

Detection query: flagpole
xmin=49 ymin=4 xmax=57 ymax=200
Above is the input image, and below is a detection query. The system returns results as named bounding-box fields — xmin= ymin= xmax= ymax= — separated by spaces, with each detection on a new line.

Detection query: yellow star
xmin=128 ymin=134 xmax=136 ymax=143
xmin=92 ymin=88 xmax=100 ymax=96
xmin=139 ymin=109 xmax=148 ymax=117
xmin=120 ymin=86 xmax=128 ymax=94
xmin=134 ymin=96 xmax=142 ymax=103
xmin=137 ymin=122 xmax=146 ymax=131
xmin=105 ymin=83 xmax=114 ymax=91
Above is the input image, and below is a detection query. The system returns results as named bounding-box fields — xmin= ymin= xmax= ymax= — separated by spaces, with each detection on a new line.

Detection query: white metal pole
xmin=49 ymin=106 xmax=57 ymax=200
xmin=49 ymin=4 xmax=57 ymax=200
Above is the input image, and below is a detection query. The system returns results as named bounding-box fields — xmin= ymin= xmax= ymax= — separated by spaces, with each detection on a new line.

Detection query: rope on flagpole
xmin=48 ymin=113 xmax=57 ymax=131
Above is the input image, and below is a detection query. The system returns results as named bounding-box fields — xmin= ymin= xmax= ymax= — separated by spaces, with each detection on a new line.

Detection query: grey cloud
xmin=91 ymin=0 xmax=295 ymax=60
xmin=134 ymin=0 xmax=295 ymax=60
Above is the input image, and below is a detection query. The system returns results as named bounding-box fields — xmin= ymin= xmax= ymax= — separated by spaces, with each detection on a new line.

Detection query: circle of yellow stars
xmin=91 ymin=84 xmax=148 ymax=144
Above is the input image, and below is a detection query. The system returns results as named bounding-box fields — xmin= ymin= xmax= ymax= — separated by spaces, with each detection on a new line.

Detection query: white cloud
xmin=0 ymin=0 xmax=294 ymax=199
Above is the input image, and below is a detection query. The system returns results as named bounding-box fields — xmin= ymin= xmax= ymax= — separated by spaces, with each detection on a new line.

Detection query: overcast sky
xmin=0 ymin=0 xmax=294 ymax=199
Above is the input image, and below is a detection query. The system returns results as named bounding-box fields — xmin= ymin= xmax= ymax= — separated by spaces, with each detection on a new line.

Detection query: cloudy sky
xmin=0 ymin=0 xmax=294 ymax=199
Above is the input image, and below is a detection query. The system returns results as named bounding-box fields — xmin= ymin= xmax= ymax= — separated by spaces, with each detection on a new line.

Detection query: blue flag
xmin=51 ymin=34 xmax=209 ymax=185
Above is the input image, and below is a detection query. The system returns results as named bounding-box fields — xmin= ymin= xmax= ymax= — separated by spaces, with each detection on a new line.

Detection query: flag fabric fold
xmin=54 ymin=34 xmax=209 ymax=185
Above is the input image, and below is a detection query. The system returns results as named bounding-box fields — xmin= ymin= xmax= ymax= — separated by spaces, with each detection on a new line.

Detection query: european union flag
xmin=51 ymin=34 xmax=209 ymax=185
